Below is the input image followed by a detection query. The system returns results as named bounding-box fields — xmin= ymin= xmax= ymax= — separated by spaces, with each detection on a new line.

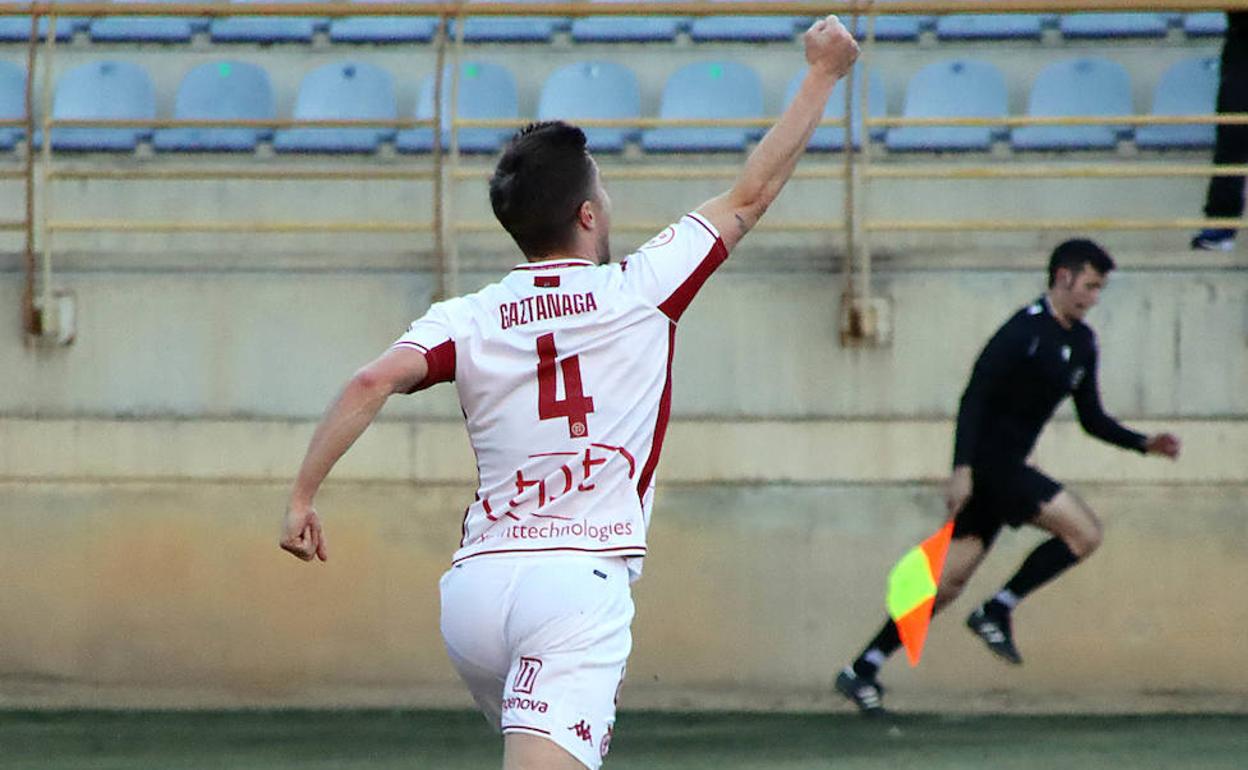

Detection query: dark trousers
xmin=1204 ymin=14 xmax=1248 ymax=221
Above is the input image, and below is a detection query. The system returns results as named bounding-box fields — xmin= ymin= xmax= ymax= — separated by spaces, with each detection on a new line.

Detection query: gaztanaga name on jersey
xmin=499 ymin=292 xmax=599 ymax=330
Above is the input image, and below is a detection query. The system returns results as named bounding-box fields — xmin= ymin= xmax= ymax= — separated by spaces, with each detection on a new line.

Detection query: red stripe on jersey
xmin=502 ymin=725 xmax=552 ymax=736
xmin=451 ymin=545 xmax=647 ymax=566
xmin=656 ymin=236 xmax=728 ymax=323
xmin=407 ymin=339 xmax=456 ymax=393
xmin=687 ymin=212 xmax=718 ymax=241
xmin=512 ymin=260 xmax=594 ymax=272
xmin=636 ymin=324 xmax=676 ymax=502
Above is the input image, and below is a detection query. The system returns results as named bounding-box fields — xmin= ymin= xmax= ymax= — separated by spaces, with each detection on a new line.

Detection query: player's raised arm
xmin=696 ymin=15 xmax=858 ymax=254
xmin=280 ymin=347 xmax=429 ymax=562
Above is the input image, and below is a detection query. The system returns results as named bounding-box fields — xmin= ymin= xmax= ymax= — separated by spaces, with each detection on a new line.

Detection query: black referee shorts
xmin=953 ymin=464 xmax=1063 ymax=547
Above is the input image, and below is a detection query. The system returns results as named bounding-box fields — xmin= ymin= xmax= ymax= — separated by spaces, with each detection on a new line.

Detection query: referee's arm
xmin=696 ymin=16 xmax=857 ymax=253
xmin=1071 ymin=347 xmax=1148 ymax=453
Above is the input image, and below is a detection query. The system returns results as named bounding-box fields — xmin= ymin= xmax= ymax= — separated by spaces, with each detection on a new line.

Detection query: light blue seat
xmin=641 ymin=61 xmax=763 ymax=153
xmin=0 ymin=1 xmax=86 ymax=42
xmin=1185 ymin=12 xmax=1228 ymax=38
xmin=853 ymin=1 xmax=931 ymax=42
xmin=689 ymin=1 xmax=805 ymax=42
xmin=329 ymin=0 xmax=438 ymax=43
xmin=538 ymin=61 xmax=640 ymax=153
xmin=1012 ymin=58 xmax=1133 ymax=152
xmin=211 ymin=0 xmax=324 ymax=43
xmin=91 ymin=0 xmax=204 ymax=43
xmin=0 ymin=62 xmax=25 ymax=151
xmin=571 ymin=0 xmax=685 ymax=42
xmin=1136 ymin=57 xmax=1220 ymax=151
xmin=886 ymin=60 xmax=1007 ymax=152
xmin=1059 ymin=13 xmax=1173 ymax=39
xmin=273 ymin=62 xmax=396 ymax=154
xmin=784 ymin=67 xmax=885 ymax=151
xmin=458 ymin=0 xmax=566 ymax=42
xmin=154 ymin=61 xmax=274 ymax=153
xmin=936 ymin=14 xmax=1049 ymax=41
xmin=45 ymin=61 xmax=154 ymax=152
xmin=397 ymin=61 xmax=518 ymax=155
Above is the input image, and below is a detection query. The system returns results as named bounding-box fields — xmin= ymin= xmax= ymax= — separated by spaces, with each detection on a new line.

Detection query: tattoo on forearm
xmin=735 ymin=213 xmax=749 ymax=234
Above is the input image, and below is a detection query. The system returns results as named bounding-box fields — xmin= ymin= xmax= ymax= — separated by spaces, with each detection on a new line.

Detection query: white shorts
xmin=439 ymin=554 xmax=634 ymax=770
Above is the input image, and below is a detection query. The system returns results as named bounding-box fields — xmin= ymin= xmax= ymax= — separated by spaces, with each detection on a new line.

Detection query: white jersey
xmin=394 ymin=212 xmax=726 ymax=577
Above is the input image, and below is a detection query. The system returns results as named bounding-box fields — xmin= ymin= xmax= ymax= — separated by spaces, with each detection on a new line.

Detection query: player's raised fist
xmin=804 ymin=15 xmax=859 ymax=79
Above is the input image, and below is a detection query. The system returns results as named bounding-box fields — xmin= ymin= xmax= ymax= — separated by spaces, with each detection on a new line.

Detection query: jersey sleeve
xmin=1072 ymin=336 xmax=1148 ymax=453
xmin=620 ymin=212 xmax=729 ymax=322
xmin=952 ymin=314 xmax=1027 ymax=467
xmin=391 ymin=300 xmax=459 ymax=393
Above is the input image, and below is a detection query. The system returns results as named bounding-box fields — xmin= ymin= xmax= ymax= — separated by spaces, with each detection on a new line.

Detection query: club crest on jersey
xmin=642 ymin=226 xmax=676 ymax=250
xmin=1070 ymin=366 xmax=1086 ymax=390
xmin=512 ymin=657 xmax=543 ymax=695
xmin=1061 ymin=345 xmax=1071 ymax=362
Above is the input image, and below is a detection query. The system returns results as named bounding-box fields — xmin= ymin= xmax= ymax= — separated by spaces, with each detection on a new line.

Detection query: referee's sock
xmin=850 ymin=618 xmax=901 ymax=680
xmin=984 ymin=537 xmax=1079 ymax=617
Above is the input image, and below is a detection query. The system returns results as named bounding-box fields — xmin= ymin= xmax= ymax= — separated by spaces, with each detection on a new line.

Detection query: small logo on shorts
xmin=569 ymin=720 xmax=593 ymax=744
xmin=600 ymin=724 xmax=613 ymax=759
xmin=512 ymin=657 xmax=543 ymax=695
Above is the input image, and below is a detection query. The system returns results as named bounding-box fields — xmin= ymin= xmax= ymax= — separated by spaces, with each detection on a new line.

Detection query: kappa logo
xmin=512 ymin=657 xmax=543 ymax=695
xmin=569 ymin=720 xmax=593 ymax=744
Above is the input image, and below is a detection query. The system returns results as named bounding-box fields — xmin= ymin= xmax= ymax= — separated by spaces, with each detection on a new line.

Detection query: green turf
xmin=1 ymin=710 xmax=1245 ymax=769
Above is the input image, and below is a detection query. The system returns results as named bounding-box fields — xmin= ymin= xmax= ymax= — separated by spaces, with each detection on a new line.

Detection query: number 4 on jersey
xmin=536 ymin=333 xmax=595 ymax=439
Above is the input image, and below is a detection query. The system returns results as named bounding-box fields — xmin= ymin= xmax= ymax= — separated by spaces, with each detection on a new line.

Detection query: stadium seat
xmin=571 ymin=0 xmax=685 ymax=43
xmin=0 ymin=0 xmax=85 ymax=42
xmin=641 ymin=61 xmax=763 ymax=153
xmin=1059 ymin=13 xmax=1173 ymax=39
xmin=0 ymin=62 xmax=25 ymax=152
xmin=538 ymin=61 xmax=640 ymax=153
xmin=457 ymin=0 xmax=567 ymax=43
xmin=784 ymin=67 xmax=885 ymax=151
xmin=154 ymin=61 xmax=275 ymax=153
xmin=689 ymin=0 xmax=806 ymax=43
xmin=1012 ymin=58 xmax=1133 ymax=152
xmin=273 ymin=62 xmax=396 ymax=154
xmin=44 ymin=61 xmax=155 ymax=152
xmin=328 ymin=0 xmax=438 ymax=43
xmin=886 ymin=60 xmax=1007 ymax=152
xmin=1136 ymin=57 xmax=1220 ymax=151
xmin=397 ymin=61 xmax=518 ymax=154
xmin=1184 ymin=12 xmax=1228 ymax=38
xmin=852 ymin=1 xmax=931 ymax=42
xmin=935 ymin=14 xmax=1050 ymax=41
xmin=210 ymin=0 xmax=324 ymax=43
xmin=90 ymin=0 xmax=204 ymax=43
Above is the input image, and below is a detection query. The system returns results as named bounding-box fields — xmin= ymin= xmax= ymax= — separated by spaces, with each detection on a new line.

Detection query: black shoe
xmin=966 ymin=607 xmax=1023 ymax=665
xmin=1191 ymin=228 xmax=1235 ymax=251
xmin=835 ymin=668 xmax=887 ymax=717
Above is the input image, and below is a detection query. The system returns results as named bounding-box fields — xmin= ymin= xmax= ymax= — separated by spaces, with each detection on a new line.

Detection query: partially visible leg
xmin=504 ymin=734 xmax=588 ymax=770
xmin=837 ymin=534 xmax=988 ymax=714
xmin=969 ymin=489 xmax=1102 ymax=664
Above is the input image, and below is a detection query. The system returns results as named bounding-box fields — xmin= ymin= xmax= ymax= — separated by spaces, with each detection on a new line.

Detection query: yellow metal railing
xmin=5 ymin=0 xmax=1246 ymax=340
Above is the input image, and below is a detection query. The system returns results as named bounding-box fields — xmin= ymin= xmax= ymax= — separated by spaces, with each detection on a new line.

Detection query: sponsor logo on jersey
xmin=501 ymin=696 xmax=549 ymax=714
xmin=569 ymin=720 xmax=593 ymax=744
xmin=499 ymin=292 xmax=599 ymax=330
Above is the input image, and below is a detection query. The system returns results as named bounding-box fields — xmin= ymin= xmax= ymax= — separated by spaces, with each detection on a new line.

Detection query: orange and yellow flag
xmin=885 ymin=521 xmax=954 ymax=667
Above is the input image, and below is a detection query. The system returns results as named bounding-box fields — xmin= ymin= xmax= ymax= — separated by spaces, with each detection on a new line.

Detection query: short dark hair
xmin=1047 ymin=238 xmax=1115 ymax=287
xmin=489 ymin=121 xmax=597 ymax=259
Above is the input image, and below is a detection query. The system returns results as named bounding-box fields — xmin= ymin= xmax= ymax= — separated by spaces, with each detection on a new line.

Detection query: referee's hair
xmin=490 ymin=121 xmax=596 ymax=260
xmin=1048 ymin=239 xmax=1115 ymax=287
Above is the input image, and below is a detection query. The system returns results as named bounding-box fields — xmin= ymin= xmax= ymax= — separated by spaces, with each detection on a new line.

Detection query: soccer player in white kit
xmin=280 ymin=17 xmax=858 ymax=769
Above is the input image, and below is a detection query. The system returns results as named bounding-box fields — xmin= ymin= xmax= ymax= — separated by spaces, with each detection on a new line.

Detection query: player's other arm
xmin=947 ymin=320 xmax=1025 ymax=515
xmin=696 ymin=15 xmax=858 ymax=254
xmin=280 ymin=348 xmax=429 ymax=562
xmin=1072 ymin=346 xmax=1181 ymax=459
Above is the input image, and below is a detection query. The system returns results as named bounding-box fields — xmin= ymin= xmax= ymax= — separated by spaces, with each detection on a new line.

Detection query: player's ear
xmin=576 ymin=199 xmax=596 ymax=230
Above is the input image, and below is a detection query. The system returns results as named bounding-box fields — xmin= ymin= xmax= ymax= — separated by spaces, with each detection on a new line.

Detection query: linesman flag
xmin=886 ymin=521 xmax=955 ymax=667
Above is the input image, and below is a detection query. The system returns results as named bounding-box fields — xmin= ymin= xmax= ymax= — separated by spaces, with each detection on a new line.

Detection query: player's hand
xmin=1144 ymin=432 xmax=1181 ymax=460
xmin=804 ymin=15 xmax=859 ymax=79
xmin=945 ymin=466 xmax=973 ymax=519
xmin=280 ymin=501 xmax=328 ymax=562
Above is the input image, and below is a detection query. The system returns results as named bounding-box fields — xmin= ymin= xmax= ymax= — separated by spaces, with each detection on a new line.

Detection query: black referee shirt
xmin=952 ymin=296 xmax=1146 ymax=469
